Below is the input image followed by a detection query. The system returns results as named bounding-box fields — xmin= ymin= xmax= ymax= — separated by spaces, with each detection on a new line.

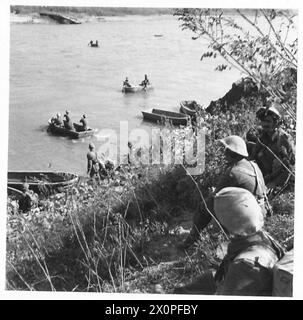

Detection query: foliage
xmin=7 ymin=99 xmax=295 ymax=292
xmin=7 ymin=10 xmax=297 ymax=293
xmin=174 ymin=9 xmax=297 ymax=121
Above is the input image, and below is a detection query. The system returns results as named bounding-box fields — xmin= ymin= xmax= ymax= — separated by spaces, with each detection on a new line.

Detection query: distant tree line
xmin=10 ymin=5 xmax=174 ymax=16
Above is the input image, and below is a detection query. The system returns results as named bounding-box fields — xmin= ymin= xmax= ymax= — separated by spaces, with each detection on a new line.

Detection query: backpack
xmin=272 ymin=249 xmax=293 ymax=297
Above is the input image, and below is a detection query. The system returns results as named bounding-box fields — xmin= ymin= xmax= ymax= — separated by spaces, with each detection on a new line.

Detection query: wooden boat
xmin=122 ymin=85 xmax=153 ymax=93
xmin=142 ymin=108 xmax=190 ymax=126
xmin=48 ymin=121 xmax=94 ymax=139
xmin=7 ymin=186 xmax=24 ymax=200
xmin=180 ymin=100 xmax=201 ymax=117
xmin=7 ymin=171 xmax=79 ymax=194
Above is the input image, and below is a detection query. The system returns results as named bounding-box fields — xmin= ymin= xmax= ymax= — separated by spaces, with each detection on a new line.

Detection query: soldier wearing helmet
xmin=79 ymin=114 xmax=88 ymax=131
xmin=63 ymin=110 xmax=75 ymax=131
xmin=179 ymin=135 xmax=269 ymax=250
xmin=18 ymin=183 xmax=38 ymax=213
xmin=251 ymin=103 xmax=295 ymax=189
xmin=87 ymin=143 xmax=105 ymax=180
xmin=174 ymin=187 xmax=284 ymax=295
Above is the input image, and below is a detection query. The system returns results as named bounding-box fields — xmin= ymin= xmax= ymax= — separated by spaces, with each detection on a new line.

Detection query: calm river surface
xmin=9 ymin=15 xmax=241 ymax=175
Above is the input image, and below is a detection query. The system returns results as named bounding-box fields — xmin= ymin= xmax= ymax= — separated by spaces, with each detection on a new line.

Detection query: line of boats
xmin=142 ymin=100 xmax=202 ymax=126
xmin=46 ymin=100 xmax=202 ymax=140
xmin=8 ymin=85 xmax=202 ymax=202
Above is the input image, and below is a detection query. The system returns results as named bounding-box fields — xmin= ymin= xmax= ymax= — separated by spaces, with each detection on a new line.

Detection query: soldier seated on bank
xmin=173 ymin=187 xmax=285 ymax=296
xmin=18 ymin=183 xmax=38 ymax=213
xmin=179 ymin=135 xmax=270 ymax=250
xmin=250 ymin=104 xmax=295 ymax=190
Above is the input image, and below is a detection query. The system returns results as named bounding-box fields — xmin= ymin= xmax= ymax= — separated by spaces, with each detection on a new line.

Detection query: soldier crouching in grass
xmin=173 ymin=187 xmax=284 ymax=296
xmin=250 ymin=103 xmax=295 ymax=192
xmin=178 ymin=135 xmax=269 ymax=250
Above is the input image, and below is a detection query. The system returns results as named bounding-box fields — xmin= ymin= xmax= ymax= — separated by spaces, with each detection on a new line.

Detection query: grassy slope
xmin=6 ymin=81 xmax=295 ymax=292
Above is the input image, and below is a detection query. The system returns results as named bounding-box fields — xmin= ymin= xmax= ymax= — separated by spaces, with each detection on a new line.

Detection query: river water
xmin=9 ymin=14 xmax=242 ymax=176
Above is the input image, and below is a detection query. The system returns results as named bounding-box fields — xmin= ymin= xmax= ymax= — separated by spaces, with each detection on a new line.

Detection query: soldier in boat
xmin=123 ymin=77 xmax=131 ymax=88
xmin=140 ymin=74 xmax=151 ymax=88
xmin=51 ymin=113 xmax=63 ymax=126
xmin=63 ymin=110 xmax=75 ymax=131
xmin=79 ymin=114 xmax=88 ymax=131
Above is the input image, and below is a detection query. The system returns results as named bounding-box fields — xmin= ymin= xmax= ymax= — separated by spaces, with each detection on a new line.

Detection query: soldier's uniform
xmin=186 ymin=158 xmax=269 ymax=247
xmin=251 ymin=128 xmax=295 ymax=188
xmin=80 ymin=116 xmax=88 ymax=131
xmin=182 ymin=136 xmax=269 ymax=249
xmin=87 ymin=143 xmax=104 ymax=179
xmin=174 ymin=188 xmax=285 ymax=296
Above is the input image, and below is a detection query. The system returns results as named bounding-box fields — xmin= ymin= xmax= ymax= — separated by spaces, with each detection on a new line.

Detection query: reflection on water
xmin=9 ymin=15 xmax=241 ymax=175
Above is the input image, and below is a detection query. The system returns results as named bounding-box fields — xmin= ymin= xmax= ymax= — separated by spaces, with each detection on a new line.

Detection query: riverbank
xmin=6 ymin=75 xmax=295 ymax=292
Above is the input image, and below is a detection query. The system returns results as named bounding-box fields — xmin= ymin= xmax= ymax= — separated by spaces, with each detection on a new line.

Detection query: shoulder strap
xmin=248 ymin=161 xmax=260 ymax=196
xmin=249 ymin=161 xmax=267 ymax=197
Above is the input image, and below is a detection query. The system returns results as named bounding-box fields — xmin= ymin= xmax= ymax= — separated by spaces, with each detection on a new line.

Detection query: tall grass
xmin=6 ymin=94 xmax=295 ymax=292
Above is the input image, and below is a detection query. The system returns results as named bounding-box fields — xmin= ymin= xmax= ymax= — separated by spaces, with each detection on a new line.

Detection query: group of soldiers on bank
xmin=18 ymin=100 xmax=295 ymax=296
xmin=50 ymin=111 xmax=88 ymax=131
xmin=174 ymin=103 xmax=295 ymax=296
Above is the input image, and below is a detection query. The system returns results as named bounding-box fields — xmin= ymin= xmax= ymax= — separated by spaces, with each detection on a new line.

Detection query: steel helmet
xmin=22 ymin=183 xmax=30 ymax=191
xmin=214 ymin=187 xmax=264 ymax=236
xmin=220 ymin=135 xmax=248 ymax=157
xmin=89 ymin=142 xmax=95 ymax=150
xmin=267 ymin=105 xmax=281 ymax=118
xmin=257 ymin=105 xmax=280 ymax=120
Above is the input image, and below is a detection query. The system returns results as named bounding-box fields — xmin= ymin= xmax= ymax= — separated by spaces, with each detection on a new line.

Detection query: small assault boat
xmin=142 ymin=108 xmax=190 ymax=126
xmin=179 ymin=100 xmax=202 ymax=117
xmin=48 ymin=121 xmax=95 ymax=139
xmin=7 ymin=171 xmax=79 ymax=194
xmin=122 ymin=85 xmax=153 ymax=93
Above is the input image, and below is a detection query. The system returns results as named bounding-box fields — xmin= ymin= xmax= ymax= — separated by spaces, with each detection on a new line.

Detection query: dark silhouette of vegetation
xmin=11 ymin=6 xmax=174 ymax=16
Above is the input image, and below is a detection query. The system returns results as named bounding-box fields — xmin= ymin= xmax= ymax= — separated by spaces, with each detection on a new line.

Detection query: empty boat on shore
xmin=142 ymin=108 xmax=190 ymax=126
xmin=7 ymin=186 xmax=24 ymax=200
xmin=7 ymin=171 xmax=79 ymax=194
xmin=180 ymin=100 xmax=202 ymax=117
